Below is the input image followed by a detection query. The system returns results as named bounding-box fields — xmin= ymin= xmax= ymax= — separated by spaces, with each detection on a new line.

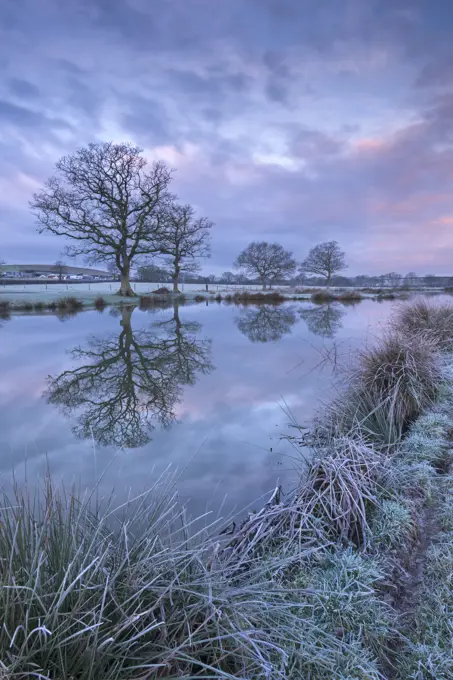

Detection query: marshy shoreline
xmin=0 ymin=283 xmax=447 ymax=318
xmin=2 ymin=298 xmax=453 ymax=677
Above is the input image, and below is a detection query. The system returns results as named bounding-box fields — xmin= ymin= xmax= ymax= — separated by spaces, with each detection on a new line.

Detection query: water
xmin=0 ymin=299 xmax=398 ymax=518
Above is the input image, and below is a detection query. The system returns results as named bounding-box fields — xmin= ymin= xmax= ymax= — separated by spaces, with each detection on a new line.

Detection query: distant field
xmin=0 ymin=281 xmax=271 ymax=295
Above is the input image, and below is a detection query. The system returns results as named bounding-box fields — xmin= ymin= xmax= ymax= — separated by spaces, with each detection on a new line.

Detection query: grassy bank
xmin=1 ymin=285 xmax=420 ymax=314
xmin=2 ymin=299 xmax=453 ymax=677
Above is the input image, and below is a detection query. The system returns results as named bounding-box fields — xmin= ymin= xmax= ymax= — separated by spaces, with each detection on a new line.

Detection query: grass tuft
xmin=292 ymin=548 xmax=394 ymax=651
xmin=392 ymin=298 xmax=453 ymax=350
xmin=370 ymin=498 xmax=417 ymax=550
xmin=94 ymin=296 xmax=107 ymax=311
xmin=311 ymin=290 xmax=363 ymax=304
xmin=324 ymin=333 xmax=442 ymax=445
xmin=56 ymin=296 xmax=84 ymax=312
xmin=0 ymin=300 xmax=11 ymax=318
xmin=401 ymin=431 xmax=448 ymax=465
xmin=297 ymin=437 xmax=381 ymax=546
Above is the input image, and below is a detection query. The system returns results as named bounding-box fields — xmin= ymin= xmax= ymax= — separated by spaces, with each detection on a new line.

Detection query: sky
xmin=1 ymin=0 xmax=453 ymax=276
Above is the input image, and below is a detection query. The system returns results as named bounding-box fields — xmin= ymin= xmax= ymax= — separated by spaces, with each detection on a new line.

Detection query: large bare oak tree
xmin=299 ymin=240 xmax=346 ymax=287
xmin=234 ymin=241 xmax=296 ymax=289
xmin=30 ymin=142 xmax=172 ymax=296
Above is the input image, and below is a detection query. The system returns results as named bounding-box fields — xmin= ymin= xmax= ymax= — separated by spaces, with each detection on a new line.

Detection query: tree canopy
xmin=31 ymin=142 xmax=173 ymax=296
xmin=159 ymin=203 xmax=212 ymax=292
xmin=299 ymin=241 xmax=346 ymax=286
xmin=234 ymin=241 xmax=296 ymax=289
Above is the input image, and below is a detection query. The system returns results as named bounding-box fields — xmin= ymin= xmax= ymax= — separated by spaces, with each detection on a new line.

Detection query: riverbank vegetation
xmin=1 ymin=299 xmax=453 ymax=677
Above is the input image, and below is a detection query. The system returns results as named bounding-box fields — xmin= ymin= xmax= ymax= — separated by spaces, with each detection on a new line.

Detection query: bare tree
xmin=55 ymin=259 xmax=66 ymax=282
xmin=299 ymin=241 xmax=346 ymax=287
xmin=159 ymin=203 xmax=212 ymax=293
xmin=403 ymin=272 xmax=418 ymax=288
xmin=31 ymin=142 xmax=172 ymax=297
xmin=220 ymin=271 xmax=236 ymax=284
xmin=105 ymin=261 xmax=119 ymax=280
xmin=386 ymin=272 xmax=402 ymax=288
xmin=234 ymin=241 xmax=296 ymax=289
xmin=137 ymin=262 xmax=169 ymax=282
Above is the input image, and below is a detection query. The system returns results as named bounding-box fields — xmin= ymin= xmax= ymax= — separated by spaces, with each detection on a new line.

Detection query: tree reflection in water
xmin=298 ymin=303 xmax=345 ymax=339
xmin=46 ymin=303 xmax=213 ymax=448
xmin=234 ymin=304 xmax=297 ymax=343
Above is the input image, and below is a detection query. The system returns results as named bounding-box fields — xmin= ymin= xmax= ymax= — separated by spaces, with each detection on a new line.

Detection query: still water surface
xmin=0 ymin=299 xmax=398 ymax=518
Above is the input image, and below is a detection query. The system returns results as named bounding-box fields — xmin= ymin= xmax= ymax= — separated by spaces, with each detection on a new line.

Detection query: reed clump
xmin=311 ymin=290 xmax=363 ymax=304
xmin=94 ymin=296 xmax=107 ymax=311
xmin=0 ymin=300 xmax=11 ymax=318
xmin=391 ymin=297 xmax=453 ymax=350
xmin=56 ymin=297 xmax=84 ymax=312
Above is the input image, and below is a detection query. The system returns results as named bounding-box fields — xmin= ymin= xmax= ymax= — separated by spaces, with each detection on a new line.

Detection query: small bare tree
xmin=221 ymin=271 xmax=236 ymax=284
xmin=159 ymin=203 xmax=212 ymax=293
xmin=106 ymin=261 xmax=119 ymax=280
xmin=403 ymin=272 xmax=418 ymax=288
xmin=386 ymin=272 xmax=402 ymax=288
xmin=234 ymin=241 xmax=296 ymax=289
xmin=31 ymin=142 xmax=172 ymax=297
xmin=299 ymin=241 xmax=346 ymax=287
xmin=55 ymin=259 xmax=66 ymax=281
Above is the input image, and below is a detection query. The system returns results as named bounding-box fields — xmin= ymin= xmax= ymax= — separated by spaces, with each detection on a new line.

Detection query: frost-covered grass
xmin=397 ymin=495 xmax=453 ymax=679
xmin=392 ymin=297 xmax=453 ymax=351
xmin=321 ymin=332 xmax=442 ymax=446
xmin=0 ymin=480 xmax=358 ymax=680
xmin=370 ymin=498 xmax=417 ymax=550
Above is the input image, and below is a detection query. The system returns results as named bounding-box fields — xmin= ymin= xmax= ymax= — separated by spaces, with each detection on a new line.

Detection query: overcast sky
xmin=1 ymin=0 xmax=453 ymax=275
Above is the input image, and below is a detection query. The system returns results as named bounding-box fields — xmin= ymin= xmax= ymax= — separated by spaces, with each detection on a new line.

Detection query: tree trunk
xmin=120 ymin=305 xmax=134 ymax=332
xmin=326 ymin=273 xmax=331 ymax=288
xmin=173 ymin=301 xmax=181 ymax=335
xmin=117 ymin=267 xmax=136 ymax=297
xmin=172 ymin=267 xmax=180 ymax=293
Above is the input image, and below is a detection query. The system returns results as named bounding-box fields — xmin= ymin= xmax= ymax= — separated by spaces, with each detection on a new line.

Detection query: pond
xmin=0 ymin=298 xmax=401 ymax=519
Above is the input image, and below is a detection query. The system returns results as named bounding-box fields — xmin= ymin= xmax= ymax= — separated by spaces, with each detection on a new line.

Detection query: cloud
xmin=1 ymin=0 xmax=453 ymax=272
